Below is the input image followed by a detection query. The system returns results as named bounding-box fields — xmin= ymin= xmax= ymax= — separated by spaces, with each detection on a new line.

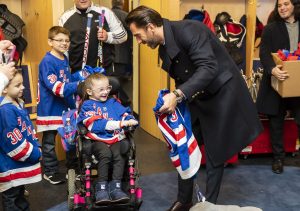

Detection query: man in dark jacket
xmin=256 ymin=0 xmax=300 ymax=174
xmin=126 ymin=6 xmax=262 ymax=211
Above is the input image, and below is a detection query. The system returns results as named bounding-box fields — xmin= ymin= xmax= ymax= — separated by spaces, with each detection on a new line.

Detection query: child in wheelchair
xmin=77 ymin=73 xmax=138 ymax=206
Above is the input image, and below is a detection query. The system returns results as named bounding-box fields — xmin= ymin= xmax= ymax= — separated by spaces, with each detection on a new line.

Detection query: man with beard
xmin=126 ymin=6 xmax=263 ymax=211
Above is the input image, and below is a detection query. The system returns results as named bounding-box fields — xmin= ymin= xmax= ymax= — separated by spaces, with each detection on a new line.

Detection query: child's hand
xmin=123 ymin=119 xmax=138 ymax=127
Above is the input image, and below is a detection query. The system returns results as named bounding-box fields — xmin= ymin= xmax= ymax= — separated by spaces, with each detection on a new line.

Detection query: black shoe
xmin=272 ymin=159 xmax=283 ymax=174
xmin=166 ymin=201 xmax=193 ymax=211
xmin=43 ymin=173 xmax=66 ymax=185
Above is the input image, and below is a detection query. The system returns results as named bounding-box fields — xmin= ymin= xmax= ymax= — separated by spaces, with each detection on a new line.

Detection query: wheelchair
xmin=67 ymin=79 xmax=142 ymax=211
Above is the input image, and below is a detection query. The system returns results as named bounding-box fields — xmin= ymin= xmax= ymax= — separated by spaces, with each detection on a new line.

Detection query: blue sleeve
xmin=78 ymin=101 xmax=109 ymax=133
xmin=112 ymin=99 xmax=135 ymax=121
xmin=71 ymin=70 xmax=88 ymax=82
xmin=0 ymin=107 xmax=41 ymax=163
xmin=39 ymin=59 xmax=78 ymax=98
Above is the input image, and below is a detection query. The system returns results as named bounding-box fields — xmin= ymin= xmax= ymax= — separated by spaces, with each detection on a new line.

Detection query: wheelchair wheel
xmin=68 ymin=169 xmax=76 ymax=210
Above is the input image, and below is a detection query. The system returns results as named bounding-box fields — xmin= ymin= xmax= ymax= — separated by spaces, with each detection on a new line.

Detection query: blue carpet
xmin=48 ymin=165 xmax=300 ymax=211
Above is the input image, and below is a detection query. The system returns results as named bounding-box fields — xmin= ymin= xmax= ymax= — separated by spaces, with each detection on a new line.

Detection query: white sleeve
xmin=102 ymin=7 xmax=127 ymax=44
xmin=0 ymin=72 xmax=9 ymax=95
xmin=105 ymin=120 xmax=121 ymax=130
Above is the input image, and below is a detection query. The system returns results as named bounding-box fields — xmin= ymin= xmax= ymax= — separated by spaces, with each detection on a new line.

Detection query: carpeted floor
xmin=47 ymin=165 xmax=300 ymax=211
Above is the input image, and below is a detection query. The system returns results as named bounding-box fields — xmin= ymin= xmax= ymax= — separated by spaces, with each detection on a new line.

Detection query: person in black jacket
xmin=126 ymin=6 xmax=263 ymax=211
xmin=58 ymin=0 xmax=127 ymax=73
xmin=111 ymin=0 xmax=132 ymax=106
xmin=256 ymin=0 xmax=300 ymax=174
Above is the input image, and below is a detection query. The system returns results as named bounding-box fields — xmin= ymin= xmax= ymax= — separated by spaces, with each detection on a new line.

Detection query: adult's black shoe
xmin=166 ymin=201 xmax=193 ymax=211
xmin=272 ymin=159 xmax=283 ymax=174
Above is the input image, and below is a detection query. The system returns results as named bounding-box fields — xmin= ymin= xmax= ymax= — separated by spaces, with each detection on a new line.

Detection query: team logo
xmin=47 ymin=74 xmax=57 ymax=84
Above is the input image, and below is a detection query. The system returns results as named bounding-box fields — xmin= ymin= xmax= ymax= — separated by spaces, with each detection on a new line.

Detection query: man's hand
xmin=158 ymin=92 xmax=177 ymax=114
xmin=0 ymin=62 xmax=16 ymax=80
xmin=97 ymin=27 xmax=108 ymax=42
xmin=271 ymin=65 xmax=289 ymax=81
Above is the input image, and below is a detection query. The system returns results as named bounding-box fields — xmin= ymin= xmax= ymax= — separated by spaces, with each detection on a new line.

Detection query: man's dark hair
xmin=272 ymin=0 xmax=300 ymax=22
xmin=125 ymin=5 xmax=163 ymax=28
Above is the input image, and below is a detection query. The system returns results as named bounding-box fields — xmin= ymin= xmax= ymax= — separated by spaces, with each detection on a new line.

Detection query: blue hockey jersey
xmin=0 ymin=97 xmax=42 ymax=192
xmin=153 ymin=90 xmax=201 ymax=179
xmin=78 ymin=98 xmax=134 ymax=144
xmin=36 ymin=52 xmax=85 ymax=132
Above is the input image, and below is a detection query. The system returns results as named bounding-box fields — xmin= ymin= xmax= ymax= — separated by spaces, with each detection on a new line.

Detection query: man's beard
xmin=147 ymin=39 xmax=159 ymax=49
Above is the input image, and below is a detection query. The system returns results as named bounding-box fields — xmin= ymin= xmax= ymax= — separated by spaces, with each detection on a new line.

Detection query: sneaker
xmin=43 ymin=173 xmax=66 ymax=185
xmin=24 ymin=189 xmax=30 ymax=197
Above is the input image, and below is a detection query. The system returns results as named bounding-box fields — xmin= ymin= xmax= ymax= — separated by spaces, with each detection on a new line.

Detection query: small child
xmin=78 ymin=73 xmax=138 ymax=205
xmin=0 ymin=70 xmax=42 ymax=210
xmin=36 ymin=26 xmax=88 ymax=185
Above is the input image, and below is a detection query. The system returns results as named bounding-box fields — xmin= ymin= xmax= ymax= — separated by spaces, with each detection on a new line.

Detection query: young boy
xmin=0 ymin=70 xmax=42 ymax=210
xmin=36 ymin=26 xmax=88 ymax=185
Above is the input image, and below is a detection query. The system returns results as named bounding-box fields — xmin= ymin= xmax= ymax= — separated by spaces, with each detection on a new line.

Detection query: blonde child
xmin=78 ymin=73 xmax=138 ymax=205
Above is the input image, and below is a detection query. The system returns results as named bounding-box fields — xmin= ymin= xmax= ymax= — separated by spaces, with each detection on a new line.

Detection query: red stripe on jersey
xmin=0 ymin=167 xmax=41 ymax=182
xmin=36 ymin=119 xmax=63 ymax=125
xmin=12 ymin=142 xmax=30 ymax=161
xmin=176 ymin=128 xmax=186 ymax=141
xmin=172 ymin=138 xmax=198 ymax=168
xmin=188 ymin=138 xmax=198 ymax=155
xmin=159 ymin=114 xmax=176 ymax=139
xmin=55 ymin=82 xmax=63 ymax=96
xmin=84 ymin=116 xmax=102 ymax=128
xmin=86 ymin=133 xmax=119 ymax=145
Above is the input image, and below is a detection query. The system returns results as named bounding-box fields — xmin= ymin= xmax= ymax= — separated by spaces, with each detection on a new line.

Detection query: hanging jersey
xmin=153 ymin=90 xmax=201 ymax=179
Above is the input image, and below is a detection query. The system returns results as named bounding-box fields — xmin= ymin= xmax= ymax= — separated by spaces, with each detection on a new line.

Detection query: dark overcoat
xmin=256 ymin=20 xmax=300 ymax=115
xmin=158 ymin=19 xmax=263 ymax=166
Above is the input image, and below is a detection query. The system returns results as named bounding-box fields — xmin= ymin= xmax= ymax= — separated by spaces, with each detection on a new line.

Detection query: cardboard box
xmin=271 ymin=53 xmax=300 ymax=97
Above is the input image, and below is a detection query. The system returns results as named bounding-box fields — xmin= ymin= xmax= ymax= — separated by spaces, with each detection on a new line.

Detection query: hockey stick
xmin=82 ymin=13 xmax=93 ymax=69
xmin=97 ymin=10 xmax=105 ymax=67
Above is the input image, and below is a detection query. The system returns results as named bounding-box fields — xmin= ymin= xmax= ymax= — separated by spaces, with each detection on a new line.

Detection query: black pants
xmin=268 ymin=98 xmax=300 ymax=160
xmin=42 ymin=130 xmax=78 ymax=174
xmin=177 ymin=147 xmax=224 ymax=204
xmin=2 ymin=185 xmax=29 ymax=211
xmin=91 ymin=141 xmax=126 ymax=182
xmin=42 ymin=130 xmax=59 ymax=175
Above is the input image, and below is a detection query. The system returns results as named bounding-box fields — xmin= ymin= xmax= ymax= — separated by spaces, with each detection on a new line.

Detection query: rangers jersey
xmin=0 ymin=97 xmax=42 ymax=192
xmin=78 ymin=98 xmax=134 ymax=144
xmin=154 ymin=90 xmax=201 ymax=179
xmin=36 ymin=52 xmax=84 ymax=132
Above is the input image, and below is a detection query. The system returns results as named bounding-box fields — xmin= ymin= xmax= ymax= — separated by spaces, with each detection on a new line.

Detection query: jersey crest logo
xmin=47 ymin=74 xmax=57 ymax=84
